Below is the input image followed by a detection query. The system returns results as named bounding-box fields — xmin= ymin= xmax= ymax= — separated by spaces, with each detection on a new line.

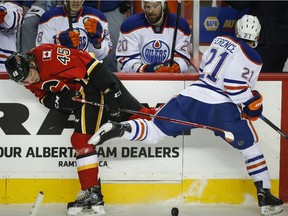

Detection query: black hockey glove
xmin=104 ymin=88 xmax=125 ymax=117
xmin=119 ymin=1 xmax=131 ymax=14
xmin=42 ymin=90 xmax=81 ymax=112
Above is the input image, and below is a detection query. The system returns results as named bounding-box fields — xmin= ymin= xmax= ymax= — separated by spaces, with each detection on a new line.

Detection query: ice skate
xmin=88 ymin=121 xmax=131 ymax=146
xmin=67 ymin=186 xmax=105 ymax=216
xmin=255 ymin=181 xmax=283 ymax=215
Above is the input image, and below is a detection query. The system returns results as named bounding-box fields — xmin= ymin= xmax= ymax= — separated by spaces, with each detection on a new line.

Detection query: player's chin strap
xmin=72 ymin=97 xmax=235 ymax=143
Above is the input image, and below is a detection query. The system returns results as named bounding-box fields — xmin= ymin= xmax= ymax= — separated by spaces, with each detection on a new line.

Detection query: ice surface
xmin=0 ymin=203 xmax=287 ymax=216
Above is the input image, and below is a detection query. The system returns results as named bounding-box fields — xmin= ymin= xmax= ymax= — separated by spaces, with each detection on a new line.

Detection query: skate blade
xmin=261 ymin=205 xmax=283 ymax=215
xmin=68 ymin=205 xmax=106 ymax=216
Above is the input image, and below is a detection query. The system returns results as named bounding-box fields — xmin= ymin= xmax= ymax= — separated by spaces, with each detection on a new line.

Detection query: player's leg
xmin=242 ymin=144 xmax=283 ymax=215
xmin=88 ymin=95 xmax=197 ymax=146
xmin=68 ymin=89 xmax=106 ymax=216
xmin=68 ymin=132 xmax=105 ymax=216
xmin=212 ymin=103 xmax=283 ymax=215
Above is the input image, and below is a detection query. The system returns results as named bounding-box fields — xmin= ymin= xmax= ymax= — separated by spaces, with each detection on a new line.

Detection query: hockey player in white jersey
xmin=36 ymin=0 xmax=112 ymax=61
xmin=116 ymin=0 xmax=191 ymax=73
xmin=89 ymin=15 xmax=284 ymax=215
xmin=0 ymin=1 xmax=23 ymax=72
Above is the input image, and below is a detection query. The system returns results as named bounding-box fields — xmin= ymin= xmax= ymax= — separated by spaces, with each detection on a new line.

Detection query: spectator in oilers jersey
xmin=117 ymin=0 xmax=191 ymax=73
xmin=4 ymin=44 xmax=155 ymax=216
xmin=36 ymin=0 xmax=112 ymax=61
xmin=0 ymin=1 xmax=23 ymax=73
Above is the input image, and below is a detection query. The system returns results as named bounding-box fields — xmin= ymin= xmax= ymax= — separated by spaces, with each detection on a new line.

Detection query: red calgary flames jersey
xmin=25 ymin=44 xmax=98 ymax=99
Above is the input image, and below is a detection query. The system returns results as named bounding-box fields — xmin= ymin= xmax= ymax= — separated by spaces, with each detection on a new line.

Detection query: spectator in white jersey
xmin=84 ymin=1 xmax=132 ymax=72
xmin=0 ymin=1 xmax=23 ymax=73
xmin=20 ymin=0 xmax=59 ymax=53
xmin=116 ymin=0 xmax=191 ymax=73
xmin=36 ymin=0 xmax=112 ymax=61
xmin=89 ymin=15 xmax=284 ymax=215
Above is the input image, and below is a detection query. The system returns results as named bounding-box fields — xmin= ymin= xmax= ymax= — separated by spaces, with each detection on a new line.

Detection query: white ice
xmin=0 ymin=203 xmax=287 ymax=216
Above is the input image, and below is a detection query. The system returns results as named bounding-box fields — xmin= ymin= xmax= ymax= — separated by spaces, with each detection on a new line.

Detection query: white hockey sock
xmin=122 ymin=119 xmax=166 ymax=144
xmin=240 ymin=142 xmax=271 ymax=189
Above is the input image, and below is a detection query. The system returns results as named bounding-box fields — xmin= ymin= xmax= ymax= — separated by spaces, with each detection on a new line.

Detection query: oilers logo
xmin=142 ymin=40 xmax=169 ymax=63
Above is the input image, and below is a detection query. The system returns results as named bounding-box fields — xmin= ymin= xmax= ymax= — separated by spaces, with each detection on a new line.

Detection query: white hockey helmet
xmin=141 ymin=0 xmax=167 ymax=10
xmin=235 ymin=14 xmax=261 ymax=48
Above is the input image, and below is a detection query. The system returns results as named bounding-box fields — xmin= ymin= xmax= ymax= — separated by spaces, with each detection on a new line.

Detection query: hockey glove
xmin=155 ymin=61 xmax=181 ymax=73
xmin=104 ymin=88 xmax=125 ymax=117
xmin=138 ymin=62 xmax=161 ymax=73
xmin=42 ymin=90 xmax=81 ymax=112
xmin=84 ymin=17 xmax=103 ymax=45
xmin=0 ymin=6 xmax=7 ymax=24
xmin=138 ymin=61 xmax=180 ymax=73
xmin=242 ymin=90 xmax=263 ymax=121
xmin=55 ymin=29 xmax=80 ymax=48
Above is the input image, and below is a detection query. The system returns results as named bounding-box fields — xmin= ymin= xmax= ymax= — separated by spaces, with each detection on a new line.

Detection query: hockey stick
xmin=72 ymin=97 xmax=234 ymax=142
xmin=66 ymin=1 xmax=73 ymax=31
xmin=169 ymin=0 xmax=181 ymax=66
xmin=260 ymin=115 xmax=288 ymax=140
xmin=27 ymin=191 xmax=44 ymax=216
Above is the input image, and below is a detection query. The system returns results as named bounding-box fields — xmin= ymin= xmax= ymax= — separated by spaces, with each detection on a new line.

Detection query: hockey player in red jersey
xmin=4 ymin=43 xmax=155 ymax=216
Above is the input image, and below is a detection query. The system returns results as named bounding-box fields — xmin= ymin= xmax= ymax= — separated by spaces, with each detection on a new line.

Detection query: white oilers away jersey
xmin=36 ymin=5 xmax=112 ymax=60
xmin=116 ymin=12 xmax=191 ymax=73
xmin=180 ymin=36 xmax=263 ymax=104
xmin=0 ymin=2 xmax=23 ymax=72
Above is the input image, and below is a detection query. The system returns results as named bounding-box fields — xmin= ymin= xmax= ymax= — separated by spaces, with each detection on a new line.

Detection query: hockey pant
xmin=121 ymin=94 xmax=272 ymax=189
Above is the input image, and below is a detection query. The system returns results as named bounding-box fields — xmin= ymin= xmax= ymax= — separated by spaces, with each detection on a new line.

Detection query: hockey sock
xmin=240 ymin=142 xmax=271 ymax=189
xmin=71 ymin=132 xmax=99 ymax=190
xmin=122 ymin=119 xmax=166 ymax=144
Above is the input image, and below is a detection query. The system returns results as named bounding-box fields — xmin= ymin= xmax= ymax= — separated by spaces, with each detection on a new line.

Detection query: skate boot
xmin=67 ymin=186 xmax=105 ymax=216
xmin=254 ymin=181 xmax=283 ymax=215
xmin=88 ymin=121 xmax=131 ymax=146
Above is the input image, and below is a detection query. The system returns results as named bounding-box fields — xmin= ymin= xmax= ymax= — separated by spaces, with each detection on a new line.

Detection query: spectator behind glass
xmin=84 ymin=1 xmax=131 ymax=72
xmin=36 ymin=0 xmax=112 ymax=61
xmin=116 ymin=0 xmax=191 ymax=73
xmin=0 ymin=1 xmax=23 ymax=73
xmin=224 ymin=1 xmax=288 ymax=72
xmin=20 ymin=0 xmax=59 ymax=53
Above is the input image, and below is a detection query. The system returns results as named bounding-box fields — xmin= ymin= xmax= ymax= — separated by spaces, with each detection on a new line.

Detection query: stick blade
xmin=27 ymin=191 xmax=44 ymax=216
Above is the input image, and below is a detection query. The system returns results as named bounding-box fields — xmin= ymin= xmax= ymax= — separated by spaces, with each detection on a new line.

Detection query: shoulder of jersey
xmin=222 ymin=35 xmax=262 ymax=65
xmin=82 ymin=6 xmax=107 ymax=21
xmin=120 ymin=13 xmax=147 ymax=33
xmin=166 ymin=13 xmax=191 ymax=35
xmin=39 ymin=6 xmax=65 ymax=23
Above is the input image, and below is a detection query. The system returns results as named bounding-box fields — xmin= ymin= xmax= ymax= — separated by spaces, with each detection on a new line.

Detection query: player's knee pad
xmin=240 ymin=142 xmax=263 ymax=160
xmin=71 ymin=132 xmax=95 ymax=156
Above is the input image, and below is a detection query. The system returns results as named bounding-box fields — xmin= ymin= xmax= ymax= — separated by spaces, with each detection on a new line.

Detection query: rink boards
xmin=0 ymin=73 xmax=287 ymax=204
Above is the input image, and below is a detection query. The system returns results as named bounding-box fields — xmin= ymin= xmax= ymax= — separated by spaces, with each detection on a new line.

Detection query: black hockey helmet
xmin=5 ymin=52 xmax=30 ymax=83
